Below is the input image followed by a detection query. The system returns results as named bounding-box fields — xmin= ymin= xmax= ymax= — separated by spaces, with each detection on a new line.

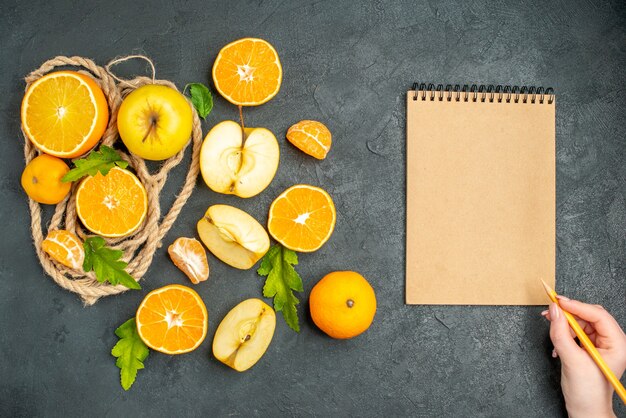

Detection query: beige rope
xmin=105 ymin=55 xmax=156 ymax=88
xmin=22 ymin=56 xmax=202 ymax=306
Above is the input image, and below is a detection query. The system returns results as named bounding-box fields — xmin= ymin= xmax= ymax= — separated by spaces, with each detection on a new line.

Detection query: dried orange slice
xmin=136 ymin=284 xmax=208 ymax=354
xmin=168 ymin=237 xmax=209 ymax=284
xmin=21 ymin=71 xmax=109 ymax=158
xmin=268 ymin=184 xmax=336 ymax=252
xmin=75 ymin=167 xmax=148 ymax=238
xmin=212 ymin=38 xmax=282 ymax=106
xmin=41 ymin=230 xmax=84 ymax=270
xmin=286 ymin=120 xmax=332 ymax=160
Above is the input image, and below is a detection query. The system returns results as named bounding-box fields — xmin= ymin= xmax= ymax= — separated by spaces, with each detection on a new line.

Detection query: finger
xmin=548 ymin=303 xmax=585 ymax=362
xmin=556 ymin=296 xmax=624 ymax=338
xmin=571 ymin=318 xmax=598 ymax=344
xmin=541 ymin=311 xmax=586 ymax=340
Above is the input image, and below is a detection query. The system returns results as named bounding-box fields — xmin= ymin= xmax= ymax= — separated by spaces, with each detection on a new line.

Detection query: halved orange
xmin=268 ymin=184 xmax=336 ymax=252
xmin=168 ymin=237 xmax=210 ymax=284
xmin=286 ymin=120 xmax=332 ymax=160
xmin=136 ymin=284 xmax=208 ymax=354
xmin=21 ymin=71 xmax=109 ymax=158
xmin=212 ymin=38 xmax=282 ymax=106
xmin=75 ymin=167 xmax=148 ymax=238
xmin=41 ymin=230 xmax=84 ymax=270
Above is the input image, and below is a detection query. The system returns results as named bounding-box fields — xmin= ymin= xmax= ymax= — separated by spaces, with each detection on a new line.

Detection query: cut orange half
xmin=21 ymin=71 xmax=109 ymax=158
xmin=136 ymin=284 xmax=208 ymax=354
xmin=268 ymin=184 xmax=336 ymax=252
xmin=75 ymin=167 xmax=148 ymax=238
xmin=212 ymin=38 xmax=282 ymax=106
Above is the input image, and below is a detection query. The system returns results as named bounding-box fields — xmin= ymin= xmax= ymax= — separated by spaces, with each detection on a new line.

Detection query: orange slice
xmin=168 ymin=237 xmax=210 ymax=284
xmin=75 ymin=167 xmax=148 ymax=238
xmin=136 ymin=284 xmax=208 ymax=354
xmin=21 ymin=71 xmax=109 ymax=158
xmin=41 ymin=230 xmax=84 ymax=270
xmin=212 ymin=38 xmax=282 ymax=106
xmin=286 ymin=120 xmax=332 ymax=160
xmin=268 ymin=184 xmax=336 ymax=252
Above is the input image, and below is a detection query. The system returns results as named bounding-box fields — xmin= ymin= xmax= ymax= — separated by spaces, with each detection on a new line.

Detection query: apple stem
xmin=238 ymin=105 xmax=244 ymax=130
xmin=238 ymin=105 xmax=245 ymax=143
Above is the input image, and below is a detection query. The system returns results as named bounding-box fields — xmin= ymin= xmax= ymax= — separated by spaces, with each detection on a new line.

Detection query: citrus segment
xmin=21 ymin=71 xmax=109 ymax=158
xmin=75 ymin=167 xmax=148 ymax=238
xmin=286 ymin=120 xmax=332 ymax=160
xmin=268 ymin=184 xmax=336 ymax=252
xmin=212 ymin=38 xmax=282 ymax=106
xmin=41 ymin=230 xmax=84 ymax=270
xmin=168 ymin=237 xmax=209 ymax=284
xmin=309 ymin=271 xmax=376 ymax=339
xmin=136 ymin=284 xmax=208 ymax=354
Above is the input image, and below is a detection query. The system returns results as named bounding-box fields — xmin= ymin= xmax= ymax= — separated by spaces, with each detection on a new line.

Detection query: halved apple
xmin=213 ymin=298 xmax=276 ymax=372
xmin=200 ymin=120 xmax=279 ymax=198
xmin=197 ymin=204 xmax=269 ymax=269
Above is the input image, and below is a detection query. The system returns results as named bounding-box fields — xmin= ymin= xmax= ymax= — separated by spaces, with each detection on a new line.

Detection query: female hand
xmin=542 ymin=297 xmax=626 ymax=418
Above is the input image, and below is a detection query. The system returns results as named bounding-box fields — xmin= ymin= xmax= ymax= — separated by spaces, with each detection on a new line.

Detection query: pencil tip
xmin=541 ymin=279 xmax=553 ymax=294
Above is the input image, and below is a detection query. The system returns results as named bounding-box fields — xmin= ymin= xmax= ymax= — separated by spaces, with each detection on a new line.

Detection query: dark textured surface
xmin=1 ymin=0 xmax=625 ymax=416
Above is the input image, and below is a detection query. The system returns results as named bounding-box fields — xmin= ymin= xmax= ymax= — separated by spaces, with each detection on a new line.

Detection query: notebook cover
xmin=406 ymin=91 xmax=555 ymax=305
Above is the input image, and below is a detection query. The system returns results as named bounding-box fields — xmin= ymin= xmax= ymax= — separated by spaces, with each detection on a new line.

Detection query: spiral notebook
xmin=406 ymin=84 xmax=555 ymax=305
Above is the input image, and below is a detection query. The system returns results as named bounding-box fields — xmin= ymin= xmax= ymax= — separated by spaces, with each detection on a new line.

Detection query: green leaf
xmin=186 ymin=83 xmax=213 ymax=120
xmin=111 ymin=318 xmax=149 ymax=390
xmin=62 ymin=145 xmax=128 ymax=182
xmin=257 ymin=244 xmax=304 ymax=332
xmin=83 ymin=236 xmax=140 ymax=290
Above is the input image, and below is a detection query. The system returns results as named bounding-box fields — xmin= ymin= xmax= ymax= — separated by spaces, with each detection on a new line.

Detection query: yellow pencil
xmin=541 ymin=280 xmax=626 ymax=404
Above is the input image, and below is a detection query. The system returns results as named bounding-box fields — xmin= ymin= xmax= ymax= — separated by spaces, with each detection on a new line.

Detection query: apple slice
xmin=213 ymin=298 xmax=276 ymax=372
xmin=197 ymin=204 xmax=269 ymax=269
xmin=200 ymin=120 xmax=280 ymax=198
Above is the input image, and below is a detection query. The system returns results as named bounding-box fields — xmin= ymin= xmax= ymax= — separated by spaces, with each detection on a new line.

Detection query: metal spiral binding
xmin=411 ymin=83 xmax=554 ymax=104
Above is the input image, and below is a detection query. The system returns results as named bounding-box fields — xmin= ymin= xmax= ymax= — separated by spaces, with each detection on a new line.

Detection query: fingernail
xmin=540 ymin=310 xmax=549 ymax=316
xmin=552 ymin=349 xmax=558 ymax=358
xmin=556 ymin=295 xmax=570 ymax=301
xmin=549 ymin=303 xmax=559 ymax=320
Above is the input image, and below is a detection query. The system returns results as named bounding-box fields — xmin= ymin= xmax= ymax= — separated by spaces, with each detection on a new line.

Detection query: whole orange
xmin=21 ymin=154 xmax=71 ymax=204
xmin=309 ymin=271 xmax=376 ymax=339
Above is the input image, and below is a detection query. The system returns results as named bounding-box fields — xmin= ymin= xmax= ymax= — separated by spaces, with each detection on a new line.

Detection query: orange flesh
xmin=21 ymin=71 xmax=108 ymax=157
xmin=136 ymin=285 xmax=208 ymax=354
xmin=168 ymin=237 xmax=209 ymax=284
xmin=268 ymin=185 xmax=336 ymax=252
xmin=286 ymin=120 xmax=332 ymax=159
xmin=213 ymin=38 xmax=282 ymax=106
xmin=76 ymin=167 xmax=147 ymax=237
